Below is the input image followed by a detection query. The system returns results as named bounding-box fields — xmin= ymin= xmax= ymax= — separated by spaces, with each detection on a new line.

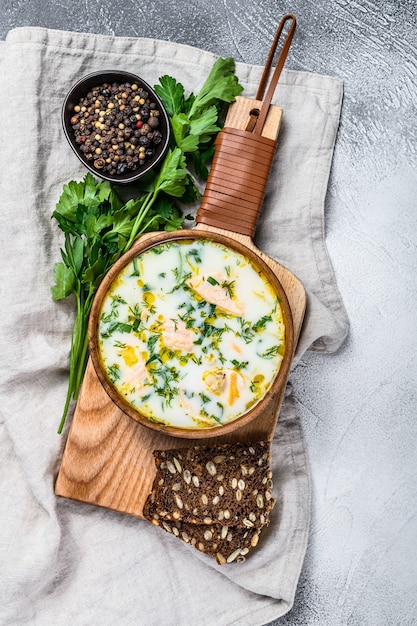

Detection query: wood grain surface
xmin=55 ymin=96 xmax=306 ymax=518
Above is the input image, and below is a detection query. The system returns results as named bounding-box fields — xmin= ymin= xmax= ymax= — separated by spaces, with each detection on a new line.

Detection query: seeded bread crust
xmin=143 ymin=442 xmax=275 ymax=564
xmin=149 ymin=516 xmax=262 ymax=565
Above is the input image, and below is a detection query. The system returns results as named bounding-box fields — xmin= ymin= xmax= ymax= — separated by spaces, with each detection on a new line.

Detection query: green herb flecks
xmin=107 ymin=364 xmax=121 ymax=383
xmin=147 ymin=333 xmax=160 ymax=356
xmin=230 ymin=359 xmax=249 ymax=370
xmin=238 ymin=318 xmax=255 ymax=344
xmin=127 ymin=303 xmax=142 ymax=333
xmin=168 ymin=247 xmax=191 ymax=293
xmin=187 ymin=248 xmax=202 ymax=264
xmin=131 ymin=258 xmax=140 ymax=277
xmin=151 ymin=364 xmax=181 ymax=409
xmin=100 ymin=321 xmax=132 ymax=339
xmin=259 ymin=345 xmax=281 ymax=359
xmin=221 ymin=279 xmax=235 ymax=298
xmin=197 ymin=394 xmax=223 ymax=424
xmin=253 ymin=314 xmax=272 ymax=332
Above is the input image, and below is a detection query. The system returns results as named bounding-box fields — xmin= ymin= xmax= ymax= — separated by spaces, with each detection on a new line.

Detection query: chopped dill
xmin=231 ymin=359 xmax=248 ymax=369
xmin=259 ymin=345 xmax=280 ymax=359
xmin=107 ymin=364 xmax=121 ymax=383
xmin=131 ymin=258 xmax=140 ymax=277
xmin=253 ymin=314 xmax=272 ymax=331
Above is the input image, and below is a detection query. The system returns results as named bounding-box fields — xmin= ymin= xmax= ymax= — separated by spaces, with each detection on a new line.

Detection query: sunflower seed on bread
xmin=143 ymin=441 xmax=275 ymax=564
xmin=149 ymin=516 xmax=262 ymax=564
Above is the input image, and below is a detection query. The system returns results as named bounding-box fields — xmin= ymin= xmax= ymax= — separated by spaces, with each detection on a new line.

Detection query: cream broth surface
xmin=98 ymin=239 xmax=285 ymax=429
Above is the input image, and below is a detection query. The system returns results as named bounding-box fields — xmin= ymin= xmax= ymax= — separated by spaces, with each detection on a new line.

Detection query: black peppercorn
xmin=148 ymin=117 xmax=159 ymax=129
xmin=138 ymin=136 xmax=150 ymax=147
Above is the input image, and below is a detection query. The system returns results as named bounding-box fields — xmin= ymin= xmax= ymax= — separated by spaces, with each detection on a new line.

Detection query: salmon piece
xmin=162 ymin=320 xmax=195 ymax=352
xmin=187 ymin=273 xmax=244 ymax=317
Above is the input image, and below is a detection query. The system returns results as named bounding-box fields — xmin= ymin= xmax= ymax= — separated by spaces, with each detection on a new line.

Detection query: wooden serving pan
xmin=88 ymin=228 xmax=294 ymax=438
xmin=55 ymin=95 xmax=306 ymax=518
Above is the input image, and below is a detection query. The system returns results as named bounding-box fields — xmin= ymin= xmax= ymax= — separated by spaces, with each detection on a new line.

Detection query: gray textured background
xmin=1 ymin=1 xmax=416 ymax=625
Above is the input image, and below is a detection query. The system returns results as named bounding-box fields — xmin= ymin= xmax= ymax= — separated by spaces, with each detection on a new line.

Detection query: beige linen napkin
xmin=0 ymin=28 xmax=348 ymax=625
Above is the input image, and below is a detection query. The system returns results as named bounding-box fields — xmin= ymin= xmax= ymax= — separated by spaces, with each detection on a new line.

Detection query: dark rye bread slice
xmin=143 ymin=442 xmax=275 ymax=529
xmin=149 ymin=516 xmax=263 ymax=565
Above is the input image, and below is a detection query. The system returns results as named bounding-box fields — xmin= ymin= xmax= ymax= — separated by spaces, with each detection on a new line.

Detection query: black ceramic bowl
xmin=62 ymin=70 xmax=171 ymax=184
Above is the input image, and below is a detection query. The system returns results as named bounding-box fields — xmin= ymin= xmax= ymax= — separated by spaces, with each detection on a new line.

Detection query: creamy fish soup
xmin=98 ymin=239 xmax=286 ymax=429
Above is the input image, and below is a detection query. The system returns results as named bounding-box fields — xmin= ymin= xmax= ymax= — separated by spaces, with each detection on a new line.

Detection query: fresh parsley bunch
xmin=52 ymin=58 xmax=243 ymax=433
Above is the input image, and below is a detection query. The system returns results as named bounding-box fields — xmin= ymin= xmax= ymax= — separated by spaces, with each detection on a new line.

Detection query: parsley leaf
xmin=154 ymin=75 xmax=185 ymax=117
xmin=51 ymin=262 xmax=75 ymax=300
xmin=188 ymin=57 xmax=243 ymax=118
xmin=153 ymin=148 xmax=188 ymax=197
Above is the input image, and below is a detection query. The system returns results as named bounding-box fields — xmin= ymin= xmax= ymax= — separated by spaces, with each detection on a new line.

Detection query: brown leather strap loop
xmin=199 ymin=204 xmax=258 ymax=223
xmin=197 ymin=210 xmax=255 ymax=236
xmin=211 ymin=169 xmax=267 ymax=192
xmin=196 ymin=126 xmax=276 ymax=237
xmin=205 ymin=179 xmax=264 ymax=202
xmin=215 ymin=127 xmax=277 ymax=151
xmin=202 ymin=188 xmax=265 ymax=214
xmin=214 ymin=136 xmax=276 ymax=164
xmin=209 ymin=153 xmax=271 ymax=183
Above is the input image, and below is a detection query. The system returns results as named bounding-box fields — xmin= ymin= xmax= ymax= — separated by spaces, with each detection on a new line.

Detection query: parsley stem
xmin=57 ymin=284 xmax=92 ymax=433
xmin=57 ymin=288 xmax=83 ymax=434
xmin=73 ymin=326 xmax=90 ymax=400
xmin=138 ymin=213 xmax=162 ymax=235
xmin=122 ymin=191 xmax=155 ymax=252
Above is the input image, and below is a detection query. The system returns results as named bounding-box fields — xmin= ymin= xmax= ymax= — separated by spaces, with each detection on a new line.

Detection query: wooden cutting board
xmin=55 ymin=96 xmax=306 ymax=518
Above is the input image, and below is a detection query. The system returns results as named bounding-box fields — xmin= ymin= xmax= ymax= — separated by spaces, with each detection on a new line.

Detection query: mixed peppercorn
xmin=70 ymin=81 xmax=164 ymax=177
